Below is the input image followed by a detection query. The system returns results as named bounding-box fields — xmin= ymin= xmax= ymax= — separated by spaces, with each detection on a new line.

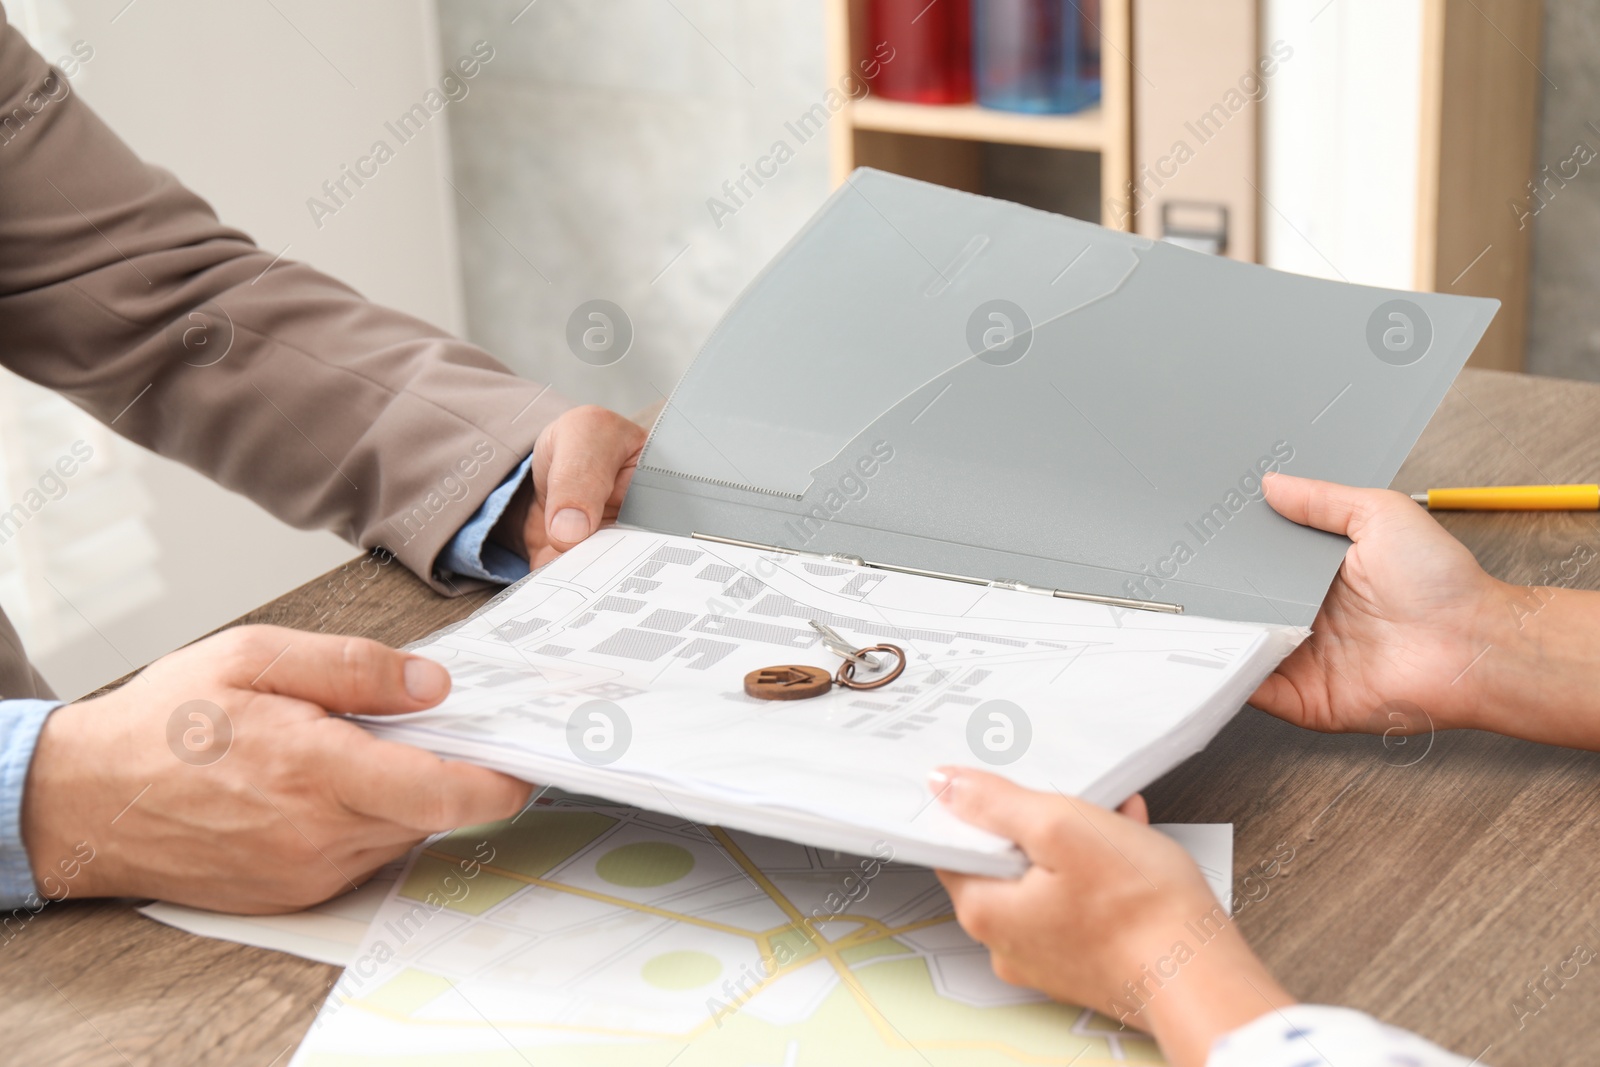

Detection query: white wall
xmin=7 ymin=0 xmax=466 ymax=697
xmin=434 ymin=0 xmax=834 ymax=418
xmin=1261 ymin=0 xmax=1425 ymax=289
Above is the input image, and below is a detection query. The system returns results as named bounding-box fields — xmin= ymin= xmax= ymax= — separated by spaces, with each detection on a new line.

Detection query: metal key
xmin=808 ymin=620 xmax=883 ymax=670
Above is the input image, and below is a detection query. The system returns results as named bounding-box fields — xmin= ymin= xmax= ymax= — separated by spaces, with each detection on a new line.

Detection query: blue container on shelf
xmin=973 ymin=0 xmax=1101 ymax=114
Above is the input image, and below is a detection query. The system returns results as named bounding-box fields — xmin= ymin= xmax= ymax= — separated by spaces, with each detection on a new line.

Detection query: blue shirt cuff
xmin=0 ymin=699 xmax=63 ymax=910
xmin=436 ymin=454 xmax=534 ymax=584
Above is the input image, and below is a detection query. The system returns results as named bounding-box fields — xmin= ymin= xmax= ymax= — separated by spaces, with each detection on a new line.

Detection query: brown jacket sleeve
xmin=0 ymin=10 xmax=570 ymax=595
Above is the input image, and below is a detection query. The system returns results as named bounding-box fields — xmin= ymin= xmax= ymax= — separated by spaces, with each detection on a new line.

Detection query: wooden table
xmin=5 ymin=367 xmax=1599 ymax=1065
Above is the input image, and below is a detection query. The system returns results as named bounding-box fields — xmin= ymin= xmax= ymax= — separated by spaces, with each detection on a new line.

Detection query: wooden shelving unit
xmin=823 ymin=0 xmax=1132 ymax=229
xmin=1414 ymin=0 xmax=1543 ymax=372
xmin=847 ymin=97 xmax=1106 ymax=152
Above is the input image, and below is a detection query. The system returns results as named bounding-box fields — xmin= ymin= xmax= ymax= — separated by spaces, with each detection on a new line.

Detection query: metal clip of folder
xmin=690 ymin=533 xmax=1184 ymax=615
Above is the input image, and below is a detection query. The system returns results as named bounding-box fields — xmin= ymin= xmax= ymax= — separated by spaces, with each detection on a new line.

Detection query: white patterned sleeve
xmin=1209 ymin=1005 xmax=1484 ymax=1067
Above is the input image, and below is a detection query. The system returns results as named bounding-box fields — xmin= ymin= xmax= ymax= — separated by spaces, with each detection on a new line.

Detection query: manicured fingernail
xmin=928 ymin=768 xmax=958 ymax=802
xmin=404 ymin=657 xmax=449 ymax=702
xmin=551 ymin=508 xmax=590 ymax=544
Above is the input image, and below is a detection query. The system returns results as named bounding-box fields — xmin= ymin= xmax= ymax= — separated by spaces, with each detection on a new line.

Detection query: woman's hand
xmin=1252 ymin=472 xmax=1600 ymax=749
xmin=933 ymin=768 xmax=1295 ymax=1067
xmin=1251 ymin=473 xmax=1509 ymax=736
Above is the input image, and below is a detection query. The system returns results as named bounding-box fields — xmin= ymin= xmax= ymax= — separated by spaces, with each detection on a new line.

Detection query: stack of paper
xmin=367 ymin=528 xmax=1301 ymax=876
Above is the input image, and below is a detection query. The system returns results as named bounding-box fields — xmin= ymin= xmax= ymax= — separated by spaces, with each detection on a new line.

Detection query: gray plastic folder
xmin=623 ymin=169 xmax=1498 ymax=624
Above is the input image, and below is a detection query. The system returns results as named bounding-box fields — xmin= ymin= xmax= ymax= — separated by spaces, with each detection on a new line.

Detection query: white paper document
xmin=291 ymin=798 xmax=1233 ymax=1066
xmin=137 ymin=864 xmax=399 ymax=967
xmin=369 ymin=528 xmax=1300 ymax=876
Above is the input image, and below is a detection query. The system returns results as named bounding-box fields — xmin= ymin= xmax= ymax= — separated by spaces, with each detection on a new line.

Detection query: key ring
xmin=834 ymin=644 xmax=906 ymax=690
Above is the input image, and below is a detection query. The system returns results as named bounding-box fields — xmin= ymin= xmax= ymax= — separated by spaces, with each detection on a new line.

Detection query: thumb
xmin=930 ymin=766 xmax=1099 ymax=863
xmin=220 ymin=626 xmax=451 ymax=716
xmin=534 ymin=406 xmax=644 ymax=551
xmin=328 ymin=727 xmax=532 ymax=832
xmin=1262 ymin=471 xmax=1401 ymax=540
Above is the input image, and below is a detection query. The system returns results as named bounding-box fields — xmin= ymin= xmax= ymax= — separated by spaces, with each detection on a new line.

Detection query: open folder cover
xmin=367 ymin=170 xmax=1497 ymax=876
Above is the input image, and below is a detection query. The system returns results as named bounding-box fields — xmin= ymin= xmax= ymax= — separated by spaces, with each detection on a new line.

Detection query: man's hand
xmin=933 ymin=768 xmax=1293 ymax=1067
xmin=21 ymin=625 xmax=532 ymax=914
xmin=1250 ymin=472 xmax=1514 ymax=736
xmin=492 ymin=405 xmax=646 ymax=568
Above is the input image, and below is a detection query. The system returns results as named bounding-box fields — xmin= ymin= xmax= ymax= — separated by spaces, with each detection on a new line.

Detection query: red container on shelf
xmin=866 ymin=0 xmax=973 ymax=105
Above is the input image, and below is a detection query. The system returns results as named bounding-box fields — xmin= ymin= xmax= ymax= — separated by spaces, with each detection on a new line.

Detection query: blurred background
xmin=2 ymin=0 xmax=1581 ymax=697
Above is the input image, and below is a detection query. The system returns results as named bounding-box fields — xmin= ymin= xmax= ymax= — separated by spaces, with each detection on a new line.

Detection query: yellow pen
xmin=1410 ymin=485 xmax=1600 ymax=511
